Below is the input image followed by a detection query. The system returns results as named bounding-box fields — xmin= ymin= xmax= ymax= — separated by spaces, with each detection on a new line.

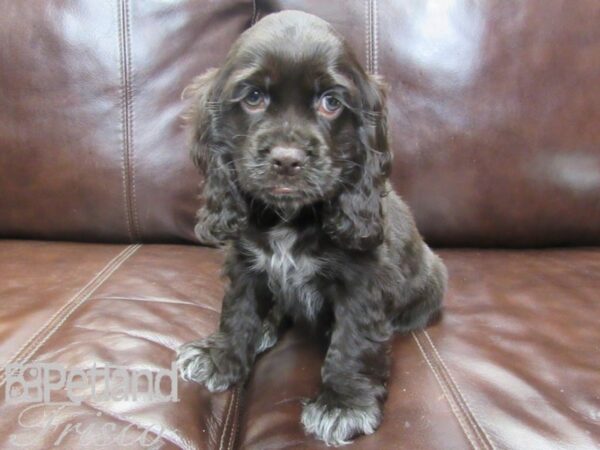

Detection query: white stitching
xmin=365 ymin=0 xmax=378 ymax=74
xmin=123 ymin=0 xmax=141 ymax=240
xmin=117 ymin=0 xmax=134 ymax=242
xmin=412 ymin=332 xmax=480 ymax=450
xmin=0 ymin=245 xmax=141 ymax=386
xmin=365 ymin=0 xmax=371 ymax=73
xmin=117 ymin=0 xmax=140 ymax=242
xmin=227 ymin=387 xmax=241 ymax=450
xmin=423 ymin=330 xmax=497 ymax=450
xmin=219 ymin=388 xmax=236 ymax=450
xmin=373 ymin=0 xmax=379 ymax=74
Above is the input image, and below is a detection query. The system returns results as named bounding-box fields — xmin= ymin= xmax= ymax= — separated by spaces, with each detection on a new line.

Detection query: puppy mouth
xmin=271 ymin=186 xmax=297 ymax=195
xmin=261 ymin=185 xmax=307 ymax=205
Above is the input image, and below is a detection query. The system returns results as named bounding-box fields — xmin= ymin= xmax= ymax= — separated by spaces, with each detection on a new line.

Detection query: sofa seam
xmin=365 ymin=0 xmax=372 ymax=73
xmin=117 ymin=0 xmax=140 ymax=242
xmin=0 ymin=244 xmax=141 ymax=386
xmin=117 ymin=0 xmax=133 ymax=242
xmin=412 ymin=331 xmax=480 ymax=450
xmin=372 ymin=0 xmax=379 ymax=74
xmin=423 ymin=330 xmax=497 ymax=450
xmin=218 ymin=387 xmax=237 ymax=450
xmin=227 ymin=386 xmax=241 ymax=450
xmin=218 ymin=387 xmax=233 ymax=450
xmin=365 ymin=0 xmax=378 ymax=74
xmin=124 ymin=0 xmax=141 ymax=241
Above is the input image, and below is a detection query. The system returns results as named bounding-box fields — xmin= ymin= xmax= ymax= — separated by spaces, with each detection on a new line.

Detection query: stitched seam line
xmin=422 ymin=332 xmax=491 ymax=450
xmin=367 ymin=0 xmax=373 ymax=73
xmin=420 ymin=333 xmax=489 ymax=450
xmin=117 ymin=0 xmax=133 ymax=242
xmin=412 ymin=331 xmax=480 ymax=450
xmin=365 ymin=0 xmax=377 ymax=74
xmin=365 ymin=0 xmax=372 ymax=73
xmin=372 ymin=0 xmax=379 ymax=74
xmin=0 ymin=244 xmax=141 ymax=386
xmin=124 ymin=0 xmax=140 ymax=240
xmin=218 ymin=389 xmax=234 ymax=450
xmin=118 ymin=0 xmax=140 ymax=242
xmin=423 ymin=330 xmax=496 ymax=450
xmin=219 ymin=388 xmax=237 ymax=450
xmin=227 ymin=386 xmax=241 ymax=450
xmin=123 ymin=0 xmax=141 ymax=240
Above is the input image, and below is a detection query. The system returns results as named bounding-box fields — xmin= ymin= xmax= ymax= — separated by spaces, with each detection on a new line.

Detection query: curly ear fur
xmin=183 ymin=68 xmax=248 ymax=245
xmin=323 ymin=74 xmax=391 ymax=251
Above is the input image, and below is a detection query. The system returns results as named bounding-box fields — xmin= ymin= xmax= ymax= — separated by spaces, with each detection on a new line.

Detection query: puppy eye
xmin=318 ymin=94 xmax=343 ymax=118
xmin=242 ymin=89 xmax=267 ymax=112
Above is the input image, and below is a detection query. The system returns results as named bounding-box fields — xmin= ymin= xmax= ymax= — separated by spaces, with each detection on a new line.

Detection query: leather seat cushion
xmin=0 ymin=242 xmax=598 ymax=449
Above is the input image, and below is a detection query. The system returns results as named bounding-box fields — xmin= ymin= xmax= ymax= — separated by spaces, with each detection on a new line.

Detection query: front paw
xmin=301 ymin=393 xmax=382 ymax=446
xmin=176 ymin=336 xmax=243 ymax=392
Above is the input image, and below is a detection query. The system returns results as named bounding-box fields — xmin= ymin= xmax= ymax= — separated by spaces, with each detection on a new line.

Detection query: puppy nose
xmin=270 ymin=146 xmax=305 ymax=175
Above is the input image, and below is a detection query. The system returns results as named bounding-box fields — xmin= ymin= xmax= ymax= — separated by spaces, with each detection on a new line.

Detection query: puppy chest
xmin=243 ymin=228 xmax=323 ymax=313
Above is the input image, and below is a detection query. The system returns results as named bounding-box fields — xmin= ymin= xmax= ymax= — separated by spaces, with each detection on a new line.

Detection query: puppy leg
xmin=301 ymin=283 xmax=392 ymax=446
xmin=177 ymin=271 xmax=264 ymax=392
xmin=394 ymin=250 xmax=447 ymax=334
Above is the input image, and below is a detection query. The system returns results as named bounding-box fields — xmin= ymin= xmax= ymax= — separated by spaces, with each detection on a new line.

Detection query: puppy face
xmin=188 ymin=11 xmax=390 ymax=249
xmin=223 ymin=47 xmax=357 ymax=210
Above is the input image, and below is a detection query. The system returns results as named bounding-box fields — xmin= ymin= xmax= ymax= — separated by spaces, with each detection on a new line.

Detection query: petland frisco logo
xmin=6 ymin=363 xmax=179 ymax=404
xmin=5 ymin=363 xmax=179 ymax=448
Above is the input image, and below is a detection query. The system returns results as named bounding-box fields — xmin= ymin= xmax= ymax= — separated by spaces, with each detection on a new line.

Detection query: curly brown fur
xmin=177 ymin=11 xmax=447 ymax=446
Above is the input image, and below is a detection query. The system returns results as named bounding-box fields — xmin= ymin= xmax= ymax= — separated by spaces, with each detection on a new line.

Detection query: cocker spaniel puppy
xmin=177 ymin=10 xmax=447 ymax=446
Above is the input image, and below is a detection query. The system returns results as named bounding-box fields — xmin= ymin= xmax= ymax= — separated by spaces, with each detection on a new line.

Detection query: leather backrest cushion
xmin=0 ymin=0 xmax=254 ymax=243
xmin=1 ymin=0 xmax=599 ymax=246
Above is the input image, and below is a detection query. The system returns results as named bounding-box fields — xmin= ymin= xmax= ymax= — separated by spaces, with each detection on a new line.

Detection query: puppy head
xmin=186 ymin=11 xmax=390 ymax=249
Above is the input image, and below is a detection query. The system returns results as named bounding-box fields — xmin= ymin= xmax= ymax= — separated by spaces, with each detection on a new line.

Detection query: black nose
xmin=269 ymin=146 xmax=305 ymax=175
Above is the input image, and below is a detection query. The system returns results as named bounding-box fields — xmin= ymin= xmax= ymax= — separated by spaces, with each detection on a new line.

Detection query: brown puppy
xmin=177 ymin=10 xmax=447 ymax=446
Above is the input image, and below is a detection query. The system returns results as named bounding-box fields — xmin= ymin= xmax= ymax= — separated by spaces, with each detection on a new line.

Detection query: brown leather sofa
xmin=1 ymin=1 xmax=598 ymax=449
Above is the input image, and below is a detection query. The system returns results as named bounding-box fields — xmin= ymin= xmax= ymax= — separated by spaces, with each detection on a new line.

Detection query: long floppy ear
xmin=323 ymin=74 xmax=391 ymax=251
xmin=183 ymin=68 xmax=247 ymax=245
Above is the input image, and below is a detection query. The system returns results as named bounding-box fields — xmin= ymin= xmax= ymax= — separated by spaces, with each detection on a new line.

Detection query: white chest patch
xmin=243 ymin=227 xmax=323 ymax=320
